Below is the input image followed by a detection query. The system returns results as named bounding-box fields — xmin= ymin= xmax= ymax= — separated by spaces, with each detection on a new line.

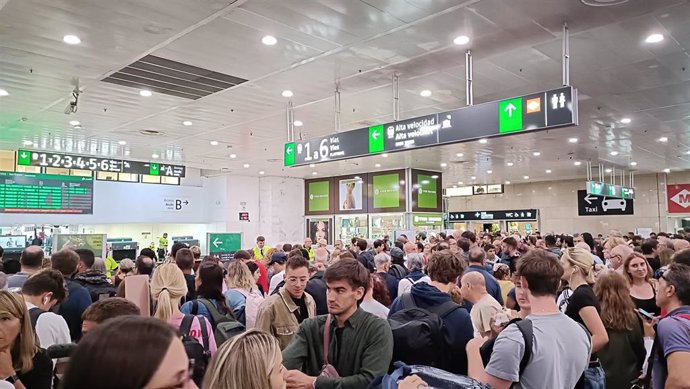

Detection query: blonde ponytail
xmin=150 ymin=264 xmax=187 ymax=322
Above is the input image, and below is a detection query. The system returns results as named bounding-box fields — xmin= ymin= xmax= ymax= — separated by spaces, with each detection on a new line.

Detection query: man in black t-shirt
xmin=641 ymin=239 xmax=661 ymax=272
xmin=175 ymin=248 xmax=196 ymax=302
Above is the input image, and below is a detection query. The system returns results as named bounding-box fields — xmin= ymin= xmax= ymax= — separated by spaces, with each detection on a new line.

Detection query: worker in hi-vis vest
xmin=303 ymin=237 xmax=315 ymax=261
xmin=252 ymin=235 xmax=271 ymax=260
xmin=158 ymin=233 xmax=169 ymax=259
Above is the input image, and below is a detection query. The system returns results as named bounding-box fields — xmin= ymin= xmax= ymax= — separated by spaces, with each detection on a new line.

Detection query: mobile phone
xmin=637 ymin=308 xmax=654 ymax=321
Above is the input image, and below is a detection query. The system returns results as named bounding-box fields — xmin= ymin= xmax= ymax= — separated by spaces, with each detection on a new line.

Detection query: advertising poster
xmin=373 ymin=173 xmax=401 ymax=209
xmin=0 ymin=236 xmax=27 ymax=252
xmin=309 ymin=219 xmax=330 ymax=245
xmin=54 ymin=234 xmax=106 ymax=258
xmin=307 ymin=180 xmax=331 ymax=213
xmin=339 ymin=177 xmax=364 ymax=211
xmin=417 ymin=174 xmax=439 ymax=209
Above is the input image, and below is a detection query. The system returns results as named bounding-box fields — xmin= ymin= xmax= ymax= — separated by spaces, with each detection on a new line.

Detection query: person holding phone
xmin=624 ymin=252 xmax=661 ymax=317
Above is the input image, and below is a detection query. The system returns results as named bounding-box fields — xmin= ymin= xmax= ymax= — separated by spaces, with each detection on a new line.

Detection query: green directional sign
xmin=499 ymin=97 xmax=523 ymax=133
xmin=284 ymin=142 xmax=295 ymax=166
xmin=17 ymin=149 xmax=31 ymax=165
xmin=368 ymin=125 xmax=384 ymax=153
xmin=207 ymin=233 xmax=242 ymax=261
xmin=149 ymin=162 xmax=160 ymax=176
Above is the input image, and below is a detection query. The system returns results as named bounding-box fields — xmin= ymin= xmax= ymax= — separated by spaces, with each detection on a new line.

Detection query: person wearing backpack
xmin=396 ymin=253 xmax=431 ymax=297
xmin=256 ymin=256 xmax=316 ymax=350
xmin=50 ymin=249 xmax=92 ymax=341
xmin=73 ymin=249 xmax=117 ymax=302
xmin=388 ymin=249 xmax=473 ymax=375
xmin=650 ymin=262 xmax=690 ymax=389
xmin=466 ymin=249 xmax=592 ymax=389
xmin=225 ymin=261 xmax=264 ymax=329
xmin=21 ymin=269 xmax=71 ymax=351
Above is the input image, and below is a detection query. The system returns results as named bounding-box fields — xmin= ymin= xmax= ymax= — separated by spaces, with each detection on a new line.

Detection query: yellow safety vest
xmin=252 ymin=245 xmax=271 ymax=260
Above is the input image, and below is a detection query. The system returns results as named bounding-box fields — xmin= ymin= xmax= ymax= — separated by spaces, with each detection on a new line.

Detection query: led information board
xmin=0 ymin=171 xmax=94 ymax=214
xmin=17 ymin=150 xmax=186 ymax=178
xmin=448 ymin=209 xmax=538 ymax=221
xmin=285 ymin=86 xmax=577 ymax=166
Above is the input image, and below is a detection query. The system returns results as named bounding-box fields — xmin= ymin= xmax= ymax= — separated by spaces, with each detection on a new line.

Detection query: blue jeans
xmin=584 ymin=366 xmax=606 ymax=389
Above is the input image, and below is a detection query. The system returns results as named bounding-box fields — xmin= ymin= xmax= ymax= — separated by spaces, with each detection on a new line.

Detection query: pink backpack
xmin=235 ymin=288 xmax=264 ymax=329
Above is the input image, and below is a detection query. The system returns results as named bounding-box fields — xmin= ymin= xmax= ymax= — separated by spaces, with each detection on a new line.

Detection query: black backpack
xmin=84 ymin=283 xmax=117 ymax=302
xmin=192 ymin=299 xmax=245 ymax=346
xmin=388 ymin=293 xmax=462 ymax=368
xmin=179 ymin=315 xmax=211 ymax=387
xmin=479 ymin=318 xmax=533 ymax=379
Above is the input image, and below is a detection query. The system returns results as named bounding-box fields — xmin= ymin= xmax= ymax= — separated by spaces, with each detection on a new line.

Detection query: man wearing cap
xmin=389 ymin=247 xmax=408 ymax=280
xmin=268 ymin=252 xmax=288 ymax=295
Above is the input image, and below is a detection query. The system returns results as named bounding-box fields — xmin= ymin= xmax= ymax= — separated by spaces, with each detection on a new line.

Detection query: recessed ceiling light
xmin=658 ymin=136 xmax=668 ymax=142
xmin=568 ymin=138 xmax=578 ymax=143
xmin=453 ymin=185 xmax=458 ymax=188
xmin=312 ymin=171 xmax=318 ymax=175
xmin=605 ymin=168 xmax=612 ymax=173
xmin=471 ymin=176 xmax=476 ymax=180
xmin=293 ymin=120 xmax=303 ymax=127
xmin=487 ymin=170 xmax=493 ymax=174
xmin=182 ymin=120 xmax=193 ymax=126
xmin=381 ymin=153 xmax=389 ymax=158
xmin=63 ymin=35 xmax=81 ymax=45
xmin=546 ymin=169 xmax=552 ymax=173
xmin=663 ymin=168 xmax=671 ymax=173
xmin=523 ymin=176 xmax=530 ymax=180
xmin=229 ymin=154 xmax=237 ymax=159
xmin=620 ymin=118 xmax=632 ymax=124
xmin=458 ymin=181 xmax=464 ymax=185
xmin=375 ymin=163 xmax=381 ymax=168
xmin=0 ymin=89 xmax=8 ymax=97
xmin=139 ymin=90 xmax=152 ymax=97
xmin=440 ymin=162 xmax=447 ymax=167
xmin=118 ymin=140 xmax=127 ymax=145
xmin=23 ymin=140 xmax=33 ymax=146
xmin=505 ymin=181 xmax=511 ymax=185
xmin=533 ymin=151 xmax=541 ymax=156
xmin=453 ymin=35 xmax=470 ymax=45
xmin=281 ymin=90 xmax=293 ymax=98
xmin=478 ymin=138 xmax=488 ymax=144
xmin=259 ymin=171 xmax=265 ymax=175
xmin=456 ymin=153 xmax=463 ymax=157
xmin=610 ymin=151 xmax=619 ymax=156
xmin=574 ymin=161 xmax=582 ymax=166
xmin=151 ymin=153 xmax=159 ymax=159
xmin=69 ymin=120 xmax=80 ymax=126
xmin=645 ymin=33 xmax=664 ymax=43
xmin=506 ymin=162 xmax=514 ymax=167
xmin=210 ymin=141 xmax=219 ymax=146
xmin=243 ymin=163 xmax=250 ymax=168
xmin=420 ymin=90 xmax=432 ymax=97
xmin=630 ymin=161 xmax=637 ymax=166
xmin=309 ymin=164 xmax=315 ymax=168
xmin=261 ymin=35 xmax=277 ymax=46
xmin=73 ymin=125 xmax=82 ymax=130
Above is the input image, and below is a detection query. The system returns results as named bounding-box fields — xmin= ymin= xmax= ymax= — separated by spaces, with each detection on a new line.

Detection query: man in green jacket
xmin=283 ymin=259 xmax=393 ymax=389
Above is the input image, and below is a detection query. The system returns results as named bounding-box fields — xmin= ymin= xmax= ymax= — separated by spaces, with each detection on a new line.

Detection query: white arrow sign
xmin=371 ymin=130 xmax=380 ymax=140
xmin=20 ymin=152 xmax=27 ymax=159
xmin=286 ymin=146 xmax=293 ymax=155
xmin=213 ymin=238 xmax=223 ymax=248
xmin=584 ymin=194 xmax=596 ymax=205
xmin=504 ymin=103 xmax=517 ymax=117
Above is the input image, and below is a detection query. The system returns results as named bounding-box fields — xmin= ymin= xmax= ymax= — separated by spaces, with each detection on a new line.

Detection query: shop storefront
xmin=446 ymin=209 xmax=539 ymax=235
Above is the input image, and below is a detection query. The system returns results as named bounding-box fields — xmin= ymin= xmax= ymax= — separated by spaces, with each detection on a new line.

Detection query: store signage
xmin=53 ymin=234 xmax=106 ymax=258
xmin=372 ymin=173 xmax=401 ymax=209
xmin=417 ymin=174 xmax=438 ymax=209
xmin=307 ymin=180 xmax=330 ymax=212
xmin=285 ymin=86 xmax=577 ymax=167
xmin=207 ymin=233 xmax=242 ymax=261
xmin=0 ymin=171 xmax=93 ymax=214
xmin=667 ymin=184 xmax=690 ymax=213
xmin=448 ymin=209 xmax=538 ymax=221
xmin=413 ymin=213 xmax=444 ymax=226
xmin=586 ymin=181 xmax=635 ymax=200
xmin=17 ymin=149 xmax=186 ymax=177
xmin=577 ymin=190 xmax=634 ymax=216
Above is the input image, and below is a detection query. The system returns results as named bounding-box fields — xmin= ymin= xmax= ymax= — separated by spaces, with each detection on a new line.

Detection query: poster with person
xmin=309 ymin=219 xmax=330 ymax=245
xmin=339 ymin=178 xmax=363 ymax=211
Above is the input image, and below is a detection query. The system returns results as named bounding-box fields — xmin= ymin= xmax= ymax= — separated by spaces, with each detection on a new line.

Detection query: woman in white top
xmin=360 ymin=274 xmax=390 ymax=319
xmin=397 ymin=253 xmax=431 ymax=297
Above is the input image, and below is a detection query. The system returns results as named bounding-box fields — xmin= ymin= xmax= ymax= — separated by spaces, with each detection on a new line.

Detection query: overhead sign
xmin=577 ymin=190 xmax=634 ymax=216
xmin=17 ymin=149 xmax=186 ymax=177
xmin=207 ymin=233 xmax=242 ymax=261
xmin=586 ymin=181 xmax=635 ymax=200
xmin=413 ymin=213 xmax=444 ymax=226
xmin=667 ymin=184 xmax=690 ymax=213
xmin=239 ymin=212 xmax=250 ymax=221
xmin=448 ymin=209 xmax=538 ymax=221
xmin=0 ymin=171 xmax=93 ymax=214
xmin=162 ymin=197 xmax=190 ymax=212
xmin=285 ymin=86 xmax=578 ymax=166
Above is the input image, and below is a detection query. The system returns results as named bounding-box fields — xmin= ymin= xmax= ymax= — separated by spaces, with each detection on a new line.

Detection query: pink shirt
xmin=169 ymin=314 xmax=218 ymax=355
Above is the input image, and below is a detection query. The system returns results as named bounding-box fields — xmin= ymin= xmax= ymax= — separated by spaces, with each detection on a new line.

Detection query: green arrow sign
xmin=499 ymin=97 xmax=523 ymax=133
xmin=149 ymin=163 xmax=160 ymax=176
xmin=17 ymin=149 xmax=31 ymax=165
xmin=208 ymin=233 xmax=242 ymax=259
xmin=368 ymin=125 xmax=384 ymax=153
xmin=284 ymin=142 xmax=295 ymax=166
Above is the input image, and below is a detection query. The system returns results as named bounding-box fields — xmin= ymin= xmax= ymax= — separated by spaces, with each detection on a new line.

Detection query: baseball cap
xmin=119 ymin=258 xmax=135 ymax=272
xmin=390 ymin=247 xmax=404 ymax=260
xmin=268 ymin=252 xmax=287 ymax=266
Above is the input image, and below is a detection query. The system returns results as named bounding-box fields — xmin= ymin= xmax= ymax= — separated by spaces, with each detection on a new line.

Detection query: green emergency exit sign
xmin=149 ymin=163 xmax=160 ymax=176
xmin=284 ymin=143 xmax=295 ymax=166
xmin=499 ymin=97 xmax=523 ymax=133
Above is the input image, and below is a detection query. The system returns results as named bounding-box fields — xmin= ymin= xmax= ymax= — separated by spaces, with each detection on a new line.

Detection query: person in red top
xmin=235 ymin=250 xmax=269 ymax=294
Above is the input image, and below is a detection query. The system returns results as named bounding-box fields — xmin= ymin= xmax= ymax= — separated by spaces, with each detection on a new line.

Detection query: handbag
xmin=320 ymin=314 xmax=340 ymax=378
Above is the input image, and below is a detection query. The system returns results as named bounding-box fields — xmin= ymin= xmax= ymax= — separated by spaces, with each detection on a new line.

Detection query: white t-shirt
xmin=360 ymin=299 xmax=390 ymax=319
xmin=269 ymin=270 xmax=285 ymax=295
xmin=26 ymin=302 xmax=71 ymax=349
xmin=0 ymin=381 xmax=13 ymax=389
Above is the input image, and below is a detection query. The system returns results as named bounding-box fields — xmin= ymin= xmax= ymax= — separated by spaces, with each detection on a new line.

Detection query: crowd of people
xmin=0 ymin=228 xmax=688 ymax=388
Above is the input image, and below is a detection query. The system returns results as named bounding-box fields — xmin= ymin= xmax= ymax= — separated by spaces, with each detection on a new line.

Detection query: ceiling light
xmin=453 ymin=185 xmax=458 ymax=188
xmin=546 ymin=169 xmax=552 ymax=173
xmin=293 ymin=120 xmax=303 ymax=127
xmin=630 ymin=161 xmax=637 ymax=166
xmin=663 ymin=168 xmax=671 ymax=173
xmin=471 ymin=176 xmax=476 ymax=180
xmin=658 ymin=136 xmax=668 ymax=142
xmin=478 ymin=138 xmax=488 ymax=144
xmin=574 ymin=161 xmax=582 ymax=166
xmin=610 ymin=151 xmax=619 ymax=156
xmin=312 ymin=171 xmax=318 ymax=175
xmin=440 ymin=162 xmax=447 ymax=167
xmin=23 ymin=140 xmax=34 ymax=146
xmin=453 ymin=35 xmax=470 ymax=45
xmin=533 ymin=151 xmax=541 ymax=156
xmin=259 ymin=171 xmax=265 ymax=175
xmin=243 ymin=163 xmax=250 ymax=168
xmin=381 ymin=153 xmax=389 ymax=158
xmin=506 ymin=162 xmax=514 ymax=167
xmin=281 ymin=90 xmax=293 ymax=98
xmin=456 ymin=153 xmax=463 ymax=157
xmin=210 ymin=141 xmax=219 ymax=146
xmin=645 ymin=33 xmax=664 ymax=43
xmin=487 ymin=170 xmax=493 ymax=174
xmin=605 ymin=168 xmax=612 ymax=173
xmin=309 ymin=164 xmax=315 ymax=168
xmin=118 ymin=140 xmax=127 ymax=145
xmin=182 ymin=120 xmax=193 ymax=126
xmin=458 ymin=181 xmax=464 ymax=185
xmin=523 ymin=176 xmax=530 ymax=180
xmin=139 ymin=90 xmax=152 ymax=97
xmin=0 ymin=89 xmax=8 ymax=97
xmin=568 ymin=137 xmax=578 ymax=143
xmin=620 ymin=118 xmax=632 ymax=124
xmin=63 ymin=35 xmax=81 ymax=45
xmin=151 ymin=153 xmax=159 ymax=159
xmin=69 ymin=120 xmax=80 ymax=126
xmin=505 ymin=181 xmax=511 ymax=185
xmin=420 ymin=90 xmax=432 ymax=97
xmin=261 ymin=35 xmax=277 ymax=45
xmin=375 ymin=163 xmax=381 ymax=168
xmin=73 ymin=125 xmax=82 ymax=130
xmin=229 ymin=154 xmax=237 ymax=159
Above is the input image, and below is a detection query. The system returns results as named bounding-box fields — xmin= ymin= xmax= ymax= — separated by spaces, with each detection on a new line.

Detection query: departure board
xmin=0 ymin=171 xmax=94 ymax=214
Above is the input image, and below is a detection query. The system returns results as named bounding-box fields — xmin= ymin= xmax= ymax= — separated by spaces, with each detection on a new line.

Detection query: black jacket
xmin=306 ymin=271 xmax=328 ymax=315
xmin=357 ymin=251 xmax=375 ymax=273
xmin=73 ymin=270 xmax=117 ymax=302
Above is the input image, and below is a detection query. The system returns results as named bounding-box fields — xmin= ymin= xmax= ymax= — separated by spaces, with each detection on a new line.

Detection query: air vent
xmin=102 ymin=55 xmax=248 ymax=100
xmin=139 ymin=129 xmax=165 ymax=136
xmin=580 ymin=0 xmax=629 ymax=6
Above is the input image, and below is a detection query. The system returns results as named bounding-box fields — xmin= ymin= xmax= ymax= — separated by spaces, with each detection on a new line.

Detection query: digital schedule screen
xmin=0 ymin=171 xmax=94 ymax=214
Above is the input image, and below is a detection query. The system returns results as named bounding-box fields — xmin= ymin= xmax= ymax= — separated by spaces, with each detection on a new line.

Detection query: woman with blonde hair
xmin=624 ymin=252 xmax=661 ymax=317
xmin=593 ymin=271 xmax=646 ymax=389
xmin=151 ymin=263 xmax=217 ymax=357
xmin=560 ymin=247 xmax=609 ymax=389
xmin=0 ymin=291 xmax=52 ymax=388
xmin=203 ymin=329 xmax=286 ymax=389
xmin=225 ymin=261 xmax=264 ymax=329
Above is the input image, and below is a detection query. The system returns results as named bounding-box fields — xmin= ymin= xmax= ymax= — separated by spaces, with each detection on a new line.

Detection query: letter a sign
xmin=667 ymin=184 xmax=690 ymax=213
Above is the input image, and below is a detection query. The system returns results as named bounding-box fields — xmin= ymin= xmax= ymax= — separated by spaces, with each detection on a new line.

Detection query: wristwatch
xmin=4 ymin=374 xmax=18 ymax=384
